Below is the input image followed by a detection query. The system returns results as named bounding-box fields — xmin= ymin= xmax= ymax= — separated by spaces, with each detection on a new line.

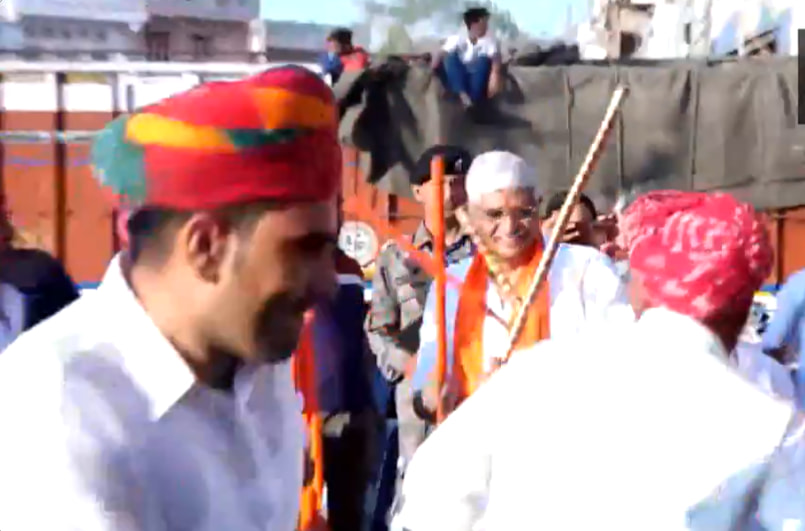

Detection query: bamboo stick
xmin=431 ymin=156 xmax=448 ymax=424
xmin=501 ymin=85 xmax=629 ymax=363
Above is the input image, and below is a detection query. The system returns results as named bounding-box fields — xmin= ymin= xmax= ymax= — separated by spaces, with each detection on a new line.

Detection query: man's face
xmin=545 ymin=203 xmax=595 ymax=245
xmin=413 ymin=173 xmax=467 ymax=216
xmin=188 ymin=200 xmax=338 ymax=364
xmin=326 ymin=39 xmax=342 ymax=54
xmin=470 ymin=188 xmax=540 ymax=260
xmin=473 ymin=16 xmax=490 ymax=37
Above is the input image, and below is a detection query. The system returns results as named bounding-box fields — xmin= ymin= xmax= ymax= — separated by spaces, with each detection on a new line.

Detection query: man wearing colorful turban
xmin=395 ymin=190 xmax=805 ymax=531
xmin=0 ymin=66 xmax=341 ymax=531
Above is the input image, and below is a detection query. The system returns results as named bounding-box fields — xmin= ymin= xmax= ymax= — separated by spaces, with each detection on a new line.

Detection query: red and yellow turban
xmin=91 ymin=66 xmax=341 ymax=210
xmin=622 ymin=190 xmax=773 ymax=321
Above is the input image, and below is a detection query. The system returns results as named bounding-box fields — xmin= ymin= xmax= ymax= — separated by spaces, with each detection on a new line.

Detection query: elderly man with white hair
xmin=394 ymin=190 xmax=805 ymax=531
xmin=409 ymin=150 xmax=632 ymax=421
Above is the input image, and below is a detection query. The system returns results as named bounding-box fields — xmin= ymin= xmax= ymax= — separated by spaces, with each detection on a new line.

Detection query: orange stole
xmin=453 ymin=242 xmax=551 ymax=403
xmin=291 ymin=312 xmax=328 ymax=531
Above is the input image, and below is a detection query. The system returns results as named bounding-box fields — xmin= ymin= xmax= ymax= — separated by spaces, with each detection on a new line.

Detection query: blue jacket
xmin=311 ymin=251 xmax=373 ymax=413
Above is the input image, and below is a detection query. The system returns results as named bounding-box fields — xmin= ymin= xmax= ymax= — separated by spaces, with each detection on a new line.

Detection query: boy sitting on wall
xmin=431 ymin=7 xmax=503 ymax=106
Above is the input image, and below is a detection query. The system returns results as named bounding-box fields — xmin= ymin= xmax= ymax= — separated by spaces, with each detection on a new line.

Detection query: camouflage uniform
xmin=365 ymin=222 xmax=474 ymax=467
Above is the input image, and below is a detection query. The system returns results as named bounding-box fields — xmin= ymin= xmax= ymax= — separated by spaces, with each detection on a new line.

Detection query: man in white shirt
xmin=432 ymin=7 xmax=503 ymax=106
xmin=411 ymin=150 xmax=631 ymax=421
xmin=395 ymin=190 xmax=805 ymax=530
xmin=0 ymin=66 xmax=342 ymax=531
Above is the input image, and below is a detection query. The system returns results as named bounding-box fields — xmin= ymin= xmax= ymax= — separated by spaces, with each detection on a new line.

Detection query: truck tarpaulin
xmin=335 ymin=58 xmax=805 ymax=210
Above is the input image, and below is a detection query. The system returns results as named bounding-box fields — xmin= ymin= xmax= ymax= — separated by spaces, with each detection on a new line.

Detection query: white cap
xmin=465 ymin=150 xmax=539 ymax=203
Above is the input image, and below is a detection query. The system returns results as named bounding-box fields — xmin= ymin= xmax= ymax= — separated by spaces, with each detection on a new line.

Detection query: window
xmin=191 ymin=34 xmax=212 ymax=59
xmin=95 ymin=30 xmax=107 ymax=41
xmin=42 ymin=26 xmax=54 ymax=38
xmin=61 ymin=28 xmax=71 ymax=39
xmin=146 ymin=31 xmax=171 ymax=61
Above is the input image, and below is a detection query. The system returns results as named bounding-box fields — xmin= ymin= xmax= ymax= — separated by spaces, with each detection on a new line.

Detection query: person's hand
xmin=459 ymin=92 xmax=473 ymax=108
xmin=559 ymin=221 xmax=584 ymax=244
xmin=595 ymin=214 xmax=619 ymax=240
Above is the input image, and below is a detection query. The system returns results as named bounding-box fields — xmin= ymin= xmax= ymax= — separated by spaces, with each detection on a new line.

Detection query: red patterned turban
xmin=621 ymin=190 xmax=773 ymax=321
xmin=91 ymin=66 xmax=341 ymax=210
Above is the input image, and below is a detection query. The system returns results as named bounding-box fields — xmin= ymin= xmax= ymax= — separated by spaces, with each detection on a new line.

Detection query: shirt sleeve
xmin=365 ymin=250 xmax=411 ymax=382
xmin=412 ymin=276 xmax=458 ymax=393
xmin=483 ymin=37 xmax=501 ymax=58
xmin=0 ymin=366 xmax=165 ymax=531
xmin=581 ymin=251 xmax=634 ymax=328
xmin=762 ymin=278 xmax=804 ymax=352
xmin=442 ymin=34 xmax=461 ymax=53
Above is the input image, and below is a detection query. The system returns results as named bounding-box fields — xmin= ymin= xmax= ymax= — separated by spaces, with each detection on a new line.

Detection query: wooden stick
xmin=501 ymin=85 xmax=628 ymax=363
xmin=431 ymin=156 xmax=448 ymax=424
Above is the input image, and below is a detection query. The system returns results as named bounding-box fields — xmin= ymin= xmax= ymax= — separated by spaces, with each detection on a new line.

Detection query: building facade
xmin=0 ymin=0 xmax=260 ymax=61
xmin=574 ymin=0 xmax=799 ymax=60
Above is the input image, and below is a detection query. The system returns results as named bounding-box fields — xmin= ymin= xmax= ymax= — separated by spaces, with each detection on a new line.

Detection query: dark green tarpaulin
xmin=335 ymin=58 xmax=805 ymax=210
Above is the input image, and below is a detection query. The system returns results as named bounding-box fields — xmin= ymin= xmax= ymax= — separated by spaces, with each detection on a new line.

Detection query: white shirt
xmin=442 ymin=32 xmax=499 ymax=64
xmin=396 ymin=308 xmax=805 ymax=530
xmin=413 ymin=243 xmax=633 ymax=389
xmin=0 ymin=255 xmax=304 ymax=531
xmin=0 ymin=282 xmax=25 ymax=352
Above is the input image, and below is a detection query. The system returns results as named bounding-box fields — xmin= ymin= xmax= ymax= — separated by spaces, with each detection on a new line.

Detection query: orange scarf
xmin=291 ymin=312 xmax=328 ymax=531
xmin=452 ymin=242 xmax=551 ymax=404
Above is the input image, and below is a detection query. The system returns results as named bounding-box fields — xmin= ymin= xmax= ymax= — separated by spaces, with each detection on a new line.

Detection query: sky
xmin=260 ymin=0 xmax=591 ymax=37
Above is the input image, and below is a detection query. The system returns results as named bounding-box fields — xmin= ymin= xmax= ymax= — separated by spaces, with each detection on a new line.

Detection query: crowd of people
xmin=0 ymin=53 xmax=802 ymax=531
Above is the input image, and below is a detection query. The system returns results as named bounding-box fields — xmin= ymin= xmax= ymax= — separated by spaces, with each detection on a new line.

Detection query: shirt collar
xmin=412 ymin=221 xmax=472 ymax=254
xmin=96 ymin=254 xmax=197 ymax=419
xmin=637 ymin=307 xmax=729 ymax=361
xmin=411 ymin=222 xmax=433 ymax=249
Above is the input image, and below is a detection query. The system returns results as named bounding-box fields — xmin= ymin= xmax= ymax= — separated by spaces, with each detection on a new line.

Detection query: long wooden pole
xmin=502 ymin=85 xmax=628 ymax=362
xmin=431 ymin=155 xmax=448 ymax=424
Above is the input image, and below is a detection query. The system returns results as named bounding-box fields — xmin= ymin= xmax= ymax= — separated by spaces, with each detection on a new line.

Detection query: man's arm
xmin=486 ymin=40 xmax=503 ymax=97
xmin=432 ymin=35 xmax=460 ymax=70
xmin=365 ymin=249 xmax=412 ymax=383
xmin=0 ymin=374 xmax=163 ymax=530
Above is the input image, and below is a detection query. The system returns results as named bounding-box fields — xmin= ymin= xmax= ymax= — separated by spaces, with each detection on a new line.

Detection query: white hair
xmin=465 ymin=150 xmax=540 ymax=203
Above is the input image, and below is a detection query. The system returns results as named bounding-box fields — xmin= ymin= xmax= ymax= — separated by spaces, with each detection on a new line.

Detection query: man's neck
xmin=127 ymin=260 xmax=239 ymax=389
xmin=508 ymin=241 xmax=539 ymax=272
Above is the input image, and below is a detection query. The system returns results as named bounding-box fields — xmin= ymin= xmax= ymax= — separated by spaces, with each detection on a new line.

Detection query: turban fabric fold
xmin=622 ymin=190 xmax=773 ymax=321
xmin=91 ymin=66 xmax=341 ymax=210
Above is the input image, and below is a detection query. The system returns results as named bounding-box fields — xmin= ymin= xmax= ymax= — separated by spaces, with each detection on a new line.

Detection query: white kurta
xmin=396 ymin=308 xmax=805 ymax=531
xmin=412 ymin=242 xmax=633 ymax=390
xmin=0 ymin=255 xmax=304 ymax=531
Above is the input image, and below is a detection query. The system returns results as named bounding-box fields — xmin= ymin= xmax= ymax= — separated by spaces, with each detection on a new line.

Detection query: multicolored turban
xmin=621 ymin=190 xmax=773 ymax=321
xmin=91 ymin=66 xmax=341 ymax=211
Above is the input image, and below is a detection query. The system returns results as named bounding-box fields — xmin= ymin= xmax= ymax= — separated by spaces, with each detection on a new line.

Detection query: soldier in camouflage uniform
xmin=365 ymin=145 xmax=475 ymax=499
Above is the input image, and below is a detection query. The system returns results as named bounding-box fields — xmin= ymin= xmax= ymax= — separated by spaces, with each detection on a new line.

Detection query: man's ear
xmin=412 ymin=183 xmax=426 ymax=203
xmin=179 ymin=212 xmax=233 ymax=283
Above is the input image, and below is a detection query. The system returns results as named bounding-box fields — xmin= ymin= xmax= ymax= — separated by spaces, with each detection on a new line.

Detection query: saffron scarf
xmin=291 ymin=312 xmax=328 ymax=531
xmin=452 ymin=241 xmax=551 ymax=404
